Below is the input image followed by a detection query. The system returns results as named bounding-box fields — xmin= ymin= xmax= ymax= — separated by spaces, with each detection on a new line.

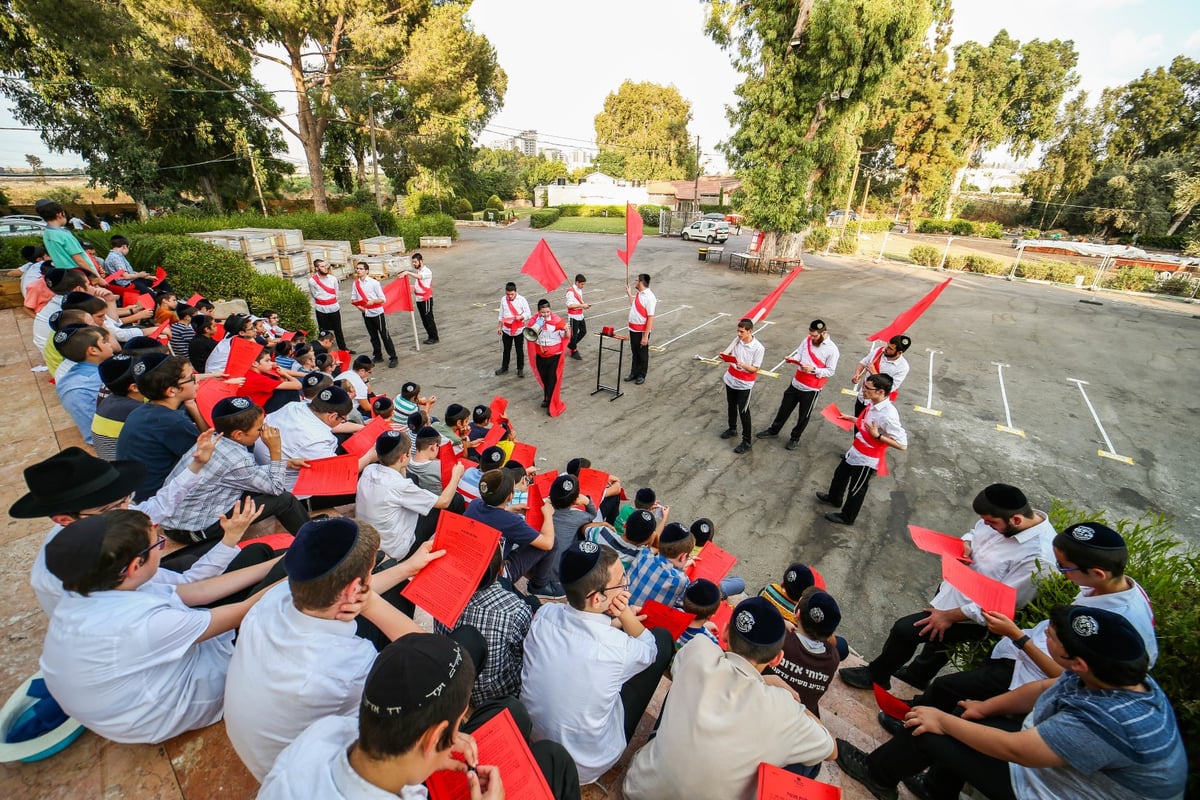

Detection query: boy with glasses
xmin=520 ymin=542 xmax=673 ymax=784
xmin=116 ymin=353 xmax=205 ymax=501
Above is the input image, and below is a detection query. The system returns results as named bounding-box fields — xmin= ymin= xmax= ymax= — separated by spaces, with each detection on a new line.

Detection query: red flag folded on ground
xmin=617 ymin=203 xmax=644 ymax=266
xmin=867 ymin=277 xmax=952 ymax=342
xmin=383 ymin=275 xmax=414 ymax=313
xmin=742 ymin=265 xmax=804 ymax=325
xmin=152 ymin=266 xmax=167 ymax=287
xmin=521 ymin=238 xmax=567 ymax=292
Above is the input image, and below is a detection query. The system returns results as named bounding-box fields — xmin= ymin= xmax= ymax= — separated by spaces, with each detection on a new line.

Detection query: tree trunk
xmin=758 ymin=230 xmax=806 ymax=261
xmin=1166 ymin=210 xmax=1191 ymax=236
xmin=942 ymin=140 xmax=980 ymax=220
xmin=297 ymin=104 xmax=329 ymax=213
xmin=197 ymin=175 xmax=224 ymax=214
xmin=354 ymin=145 xmax=367 ymax=189
xmin=135 ymin=198 xmax=150 ymax=222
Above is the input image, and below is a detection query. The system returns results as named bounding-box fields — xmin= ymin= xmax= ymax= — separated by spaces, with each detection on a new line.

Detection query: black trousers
xmin=726 ymin=385 xmax=753 ymax=444
xmin=766 ymin=384 xmax=821 ymax=441
xmin=500 ymin=332 xmax=525 ymax=371
xmin=462 ymin=695 xmax=581 ymax=800
xmin=825 ymin=457 xmax=876 ymax=523
xmin=629 ymin=330 xmax=649 ymax=378
xmin=568 ymin=318 xmax=586 ymax=353
xmin=620 ymin=627 xmax=675 ymax=741
xmin=163 ymin=490 xmax=310 ymax=545
xmin=416 ymin=298 xmax=439 ymax=341
xmin=916 ymin=658 xmax=1015 ymax=712
xmin=536 ymin=353 xmax=560 ymax=403
xmin=361 ymin=312 xmax=396 ymax=359
xmin=315 ymin=308 xmax=349 ymax=351
xmin=868 ymin=708 xmax=1021 ymax=800
xmin=506 ymin=544 xmax=555 ymax=587
xmin=867 ymin=611 xmax=991 ymax=688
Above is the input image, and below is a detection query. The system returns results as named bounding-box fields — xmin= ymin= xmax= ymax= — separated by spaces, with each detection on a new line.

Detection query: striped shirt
xmin=758 ymin=583 xmax=799 ymax=625
xmin=676 ymin=624 xmax=720 ymax=651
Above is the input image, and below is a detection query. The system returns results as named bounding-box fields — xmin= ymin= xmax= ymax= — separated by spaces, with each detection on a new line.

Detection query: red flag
xmin=742 ymin=265 xmax=804 ymax=324
xmin=520 ymin=239 xmax=567 ymax=292
xmin=867 ymin=277 xmax=952 ymax=342
xmin=617 ymin=203 xmax=644 ymax=266
xmin=383 ymin=275 xmax=414 ymax=313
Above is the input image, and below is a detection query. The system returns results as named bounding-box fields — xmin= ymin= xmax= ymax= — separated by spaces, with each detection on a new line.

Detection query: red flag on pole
xmin=867 ymin=277 xmax=952 ymax=342
xmin=521 ymin=239 xmax=568 ymax=292
xmin=741 ymin=265 xmax=804 ymax=324
xmin=383 ymin=275 xmax=414 ymax=313
xmin=617 ymin=203 xmax=644 ymax=266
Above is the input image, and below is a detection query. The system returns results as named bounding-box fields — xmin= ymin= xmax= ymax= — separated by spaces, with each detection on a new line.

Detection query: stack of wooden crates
xmin=357 ymin=236 xmax=409 ymax=280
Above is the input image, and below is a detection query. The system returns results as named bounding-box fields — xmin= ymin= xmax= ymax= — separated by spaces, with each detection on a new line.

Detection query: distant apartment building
xmin=516 ymin=130 xmax=539 ymax=157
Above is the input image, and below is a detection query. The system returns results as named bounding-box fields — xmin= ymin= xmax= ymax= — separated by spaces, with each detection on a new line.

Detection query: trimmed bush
xmin=1150 ymin=275 xmax=1196 ymax=296
xmin=530 ymin=209 xmax=561 ymax=229
xmin=959 ymin=254 xmax=1005 ymax=274
xmin=128 ymin=235 xmax=315 ymax=331
xmin=951 ymin=500 xmax=1200 ymax=793
xmin=452 ymin=198 xmax=474 ymax=220
xmin=909 ymin=244 xmax=941 ymax=266
xmin=637 ymin=204 xmax=665 ymax=227
xmin=557 ymin=204 xmax=582 ymax=217
xmin=857 ymin=219 xmax=894 ymax=233
xmin=1102 ymin=266 xmax=1157 ymax=292
xmin=917 ymin=218 xmax=978 ymax=236
xmin=981 ymin=221 xmax=1005 ymax=239
xmin=362 ymin=205 xmax=400 ymax=237
xmin=111 ymin=210 xmax=382 ymax=253
xmin=950 ymin=219 xmax=976 ymax=236
xmin=1016 ymin=259 xmax=1096 ymax=284
xmin=484 ymin=195 xmax=505 ymax=213
xmin=396 ymin=214 xmax=457 ymax=246
xmin=403 ymin=193 xmax=443 ymax=216
xmin=553 ymin=204 xmax=624 ymax=219
xmin=832 ymin=235 xmax=858 ymax=255
xmin=804 ymin=226 xmax=834 ymax=252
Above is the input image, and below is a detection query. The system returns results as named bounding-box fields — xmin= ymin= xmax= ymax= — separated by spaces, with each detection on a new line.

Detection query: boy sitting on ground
xmin=464 ymin=469 xmax=557 ymax=598
xmin=92 ymin=354 xmax=145 ymax=461
xmin=759 ymin=561 xmax=818 ymax=625
xmin=627 ymin=521 xmax=694 ymax=608
xmin=768 ymin=589 xmax=845 ymax=716
xmin=549 ymin=473 xmax=599 ymax=580
xmin=585 ymin=507 xmax=657 ymax=572
xmin=53 ymin=324 xmax=115 ymax=444
xmin=676 ymin=578 xmax=723 ymax=650
xmin=688 ymin=517 xmax=746 ymax=598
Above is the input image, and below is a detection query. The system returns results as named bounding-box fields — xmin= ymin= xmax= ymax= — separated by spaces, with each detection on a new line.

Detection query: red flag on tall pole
xmin=867 ymin=277 xmax=952 ymax=341
xmin=383 ymin=275 xmax=414 ymax=313
xmin=617 ymin=203 xmax=644 ymax=266
xmin=741 ymin=266 xmax=804 ymax=324
xmin=521 ymin=239 xmax=568 ymax=292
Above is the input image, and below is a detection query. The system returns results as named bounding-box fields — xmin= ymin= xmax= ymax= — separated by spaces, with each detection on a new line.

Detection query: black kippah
xmin=212 ymin=396 xmax=255 ymax=419
xmin=550 ymin=474 xmax=577 ymax=503
xmin=416 ymin=425 xmax=440 ymax=440
xmin=659 ymin=522 xmax=690 ymax=544
xmin=685 ymin=578 xmax=720 ymax=607
xmin=372 ymin=396 xmax=394 ymax=413
xmin=624 ymin=509 xmax=657 ymax=544
xmin=983 ymin=483 xmax=1027 ymax=511
xmin=376 ymin=430 xmax=405 ymax=457
xmin=635 ymin=487 xmax=656 ymax=505
xmin=809 ymin=319 xmax=826 ymax=331
xmin=284 ymin=517 xmax=360 ymax=582
xmin=480 ymin=446 xmax=506 ymax=468
xmin=361 ymin=634 xmax=469 ymax=718
xmin=731 ymin=597 xmax=786 ymax=646
xmin=560 ymin=541 xmax=602 ymax=585
xmin=802 ymin=591 xmax=841 ymax=637
xmin=1059 ymin=522 xmax=1124 ymax=549
xmin=45 ymin=516 xmax=110 ymax=584
xmin=782 ymin=562 xmax=815 ymax=598
xmin=1062 ymin=606 xmax=1144 ymax=663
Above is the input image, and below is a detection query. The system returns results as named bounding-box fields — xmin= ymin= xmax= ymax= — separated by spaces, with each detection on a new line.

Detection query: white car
xmin=680 ymin=219 xmax=729 ymax=244
xmin=0 ymin=216 xmax=46 ymax=238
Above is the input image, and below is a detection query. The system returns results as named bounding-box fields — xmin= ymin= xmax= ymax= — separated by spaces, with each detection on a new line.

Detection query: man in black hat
xmin=260 ymin=634 xmax=581 ymax=799
xmin=116 ymin=354 xmax=205 ymax=501
xmin=837 ymin=606 xmax=1186 ymax=800
xmin=521 ymin=542 xmax=673 ymax=784
xmin=839 ymin=484 xmax=1056 ymax=693
xmin=853 ymin=334 xmax=911 ymax=416
xmin=757 ymin=319 xmax=840 ymax=451
xmin=11 ymin=435 xmax=263 ymax=614
xmin=623 ymin=597 xmax=837 ymax=799
xmin=39 ymin=505 xmax=279 ymax=744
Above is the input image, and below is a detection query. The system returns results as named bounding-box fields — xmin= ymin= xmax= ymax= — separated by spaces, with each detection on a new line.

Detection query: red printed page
xmin=401 ymin=512 xmax=502 ymax=628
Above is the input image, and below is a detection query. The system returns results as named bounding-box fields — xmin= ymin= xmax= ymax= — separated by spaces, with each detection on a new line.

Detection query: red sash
xmin=414 ymin=271 xmax=432 ymax=300
xmin=866 ymin=348 xmax=900 ymax=401
xmin=352 ymin=279 xmax=378 ymax=310
xmin=629 ymin=292 xmax=649 ymax=332
xmin=312 ymin=274 xmax=338 ymax=306
xmin=533 ymin=315 xmax=567 ymax=356
xmin=502 ymin=297 xmax=524 ymax=335
xmin=794 ymin=338 xmax=828 ymax=389
xmin=567 ymin=287 xmax=584 ymax=319
xmin=728 ymin=366 xmax=757 ymax=382
xmin=852 ymin=406 xmax=889 ymax=476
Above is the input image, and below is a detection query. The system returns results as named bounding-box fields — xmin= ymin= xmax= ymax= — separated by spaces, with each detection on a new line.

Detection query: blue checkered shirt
xmin=627 ymin=547 xmax=689 ymax=608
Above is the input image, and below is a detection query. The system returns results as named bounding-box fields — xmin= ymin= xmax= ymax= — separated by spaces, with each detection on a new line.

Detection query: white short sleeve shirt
xmin=354 ymin=464 xmax=438 ymax=559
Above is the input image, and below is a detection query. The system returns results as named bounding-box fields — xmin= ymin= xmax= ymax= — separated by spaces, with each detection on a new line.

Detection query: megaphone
xmin=523 ymin=317 xmax=545 ymax=342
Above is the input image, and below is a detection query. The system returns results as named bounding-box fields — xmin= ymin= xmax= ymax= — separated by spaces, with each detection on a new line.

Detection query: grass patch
xmin=547 ymin=216 xmax=659 ymax=235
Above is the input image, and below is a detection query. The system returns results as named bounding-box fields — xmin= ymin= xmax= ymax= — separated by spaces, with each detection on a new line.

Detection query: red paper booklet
xmin=756 ymin=762 xmax=841 ymax=800
xmin=426 ymin=709 xmax=553 ymax=800
xmin=577 ymin=467 xmax=609 ymax=509
xmin=908 ymin=525 xmax=971 ymax=562
xmin=340 ymin=416 xmax=393 ymax=458
xmin=686 ymin=542 xmax=738 ymax=584
xmin=821 ymin=403 xmax=854 ymax=431
xmin=401 ymin=512 xmax=502 ymax=628
xmin=941 ymin=555 xmax=1016 ymax=618
xmin=639 ymin=600 xmax=695 ymax=640
xmin=291 ymin=454 xmax=359 ymax=497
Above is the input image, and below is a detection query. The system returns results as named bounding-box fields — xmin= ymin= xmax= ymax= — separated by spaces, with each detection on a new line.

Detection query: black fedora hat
xmin=9 ymin=448 xmax=145 ymax=518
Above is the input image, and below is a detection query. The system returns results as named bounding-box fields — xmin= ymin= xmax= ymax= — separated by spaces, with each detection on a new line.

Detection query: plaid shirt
xmin=157 ymin=437 xmax=289 ymax=532
xmin=627 ymin=547 xmax=689 ymax=608
xmin=434 ymin=582 xmax=532 ymax=706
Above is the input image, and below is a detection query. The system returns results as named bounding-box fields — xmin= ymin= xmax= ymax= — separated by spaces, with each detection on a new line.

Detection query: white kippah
xmin=735 ymin=610 xmax=754 ymax=634
xmin=578 ymin=541 xmax=599 ymax=554
xmin=1070 ymin=525 xmax=1095 ymax=541
xmin=319 ymin=389 xmax=332 ymax=401
xmin=1072 ymin=615 xmax=1100 ymax=637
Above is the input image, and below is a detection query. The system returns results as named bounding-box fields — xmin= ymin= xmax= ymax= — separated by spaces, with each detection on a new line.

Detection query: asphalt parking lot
xmin=358 ymin=224 xmax=1199 ymax=651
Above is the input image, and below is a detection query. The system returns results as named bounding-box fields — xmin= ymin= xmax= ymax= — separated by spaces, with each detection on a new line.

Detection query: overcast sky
xmin=3 ymin=0 xmax=1197 ymax=170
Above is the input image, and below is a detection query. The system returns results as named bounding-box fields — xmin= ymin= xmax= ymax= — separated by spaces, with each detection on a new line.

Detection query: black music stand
xmin=592 ymin=331 xmax=626 ymax=400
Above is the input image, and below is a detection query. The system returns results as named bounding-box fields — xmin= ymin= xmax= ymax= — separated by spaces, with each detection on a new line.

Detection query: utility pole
xmin=239 ymin=130 xmax=268 ymax=218
xmin=693 ymin=135 xmax=701 ymax=215
xmin=855 ymin=171 xmax=873 ymax=240
xmin=368 ymin=93 xmax=382 ymax=206
xmin=841 ymin=154 xmax=860 ymax=235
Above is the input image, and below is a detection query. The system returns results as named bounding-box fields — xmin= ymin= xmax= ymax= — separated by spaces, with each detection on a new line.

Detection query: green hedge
xmin=951 ymin=500 xmax=1200 ymax=795
xmin=980 ymin=221 xmax=1005 ymax=239
xmin=804 ymin=226 xmax=834 ymax=252
xmin=556 ymin=204 xmax=625 ymax=218
xmin=1102 ymin=266 xmax=1157 ymax=292
xmin=1 ymin=234 xmax=46 ymax=265
xmin=128 ymin=236 xmax=315 ymax=331
xmin=530 ymin=209 xmax=561 ymax=229
xmin=946 ymin=253 xmax=1006 ymax=274
xmin=1016 ymin=259 xmax=1097 ymax=284
xmin=110 ymin=210 xmax=383 ymax=253
xmin=1118 ymin=234 xmax=1184 ymax=251
xmin=397 ymin=213 xmax=457 ymax=247
xmin=637 ymin=204 xmax=666 ymax=227
xmin=917 ymin=218 xmax=978 ymax=236
xmin=831 ymin=235 xmax=858 ymax=255
xmin=909 ymin=244 xmax=941 ymax=266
